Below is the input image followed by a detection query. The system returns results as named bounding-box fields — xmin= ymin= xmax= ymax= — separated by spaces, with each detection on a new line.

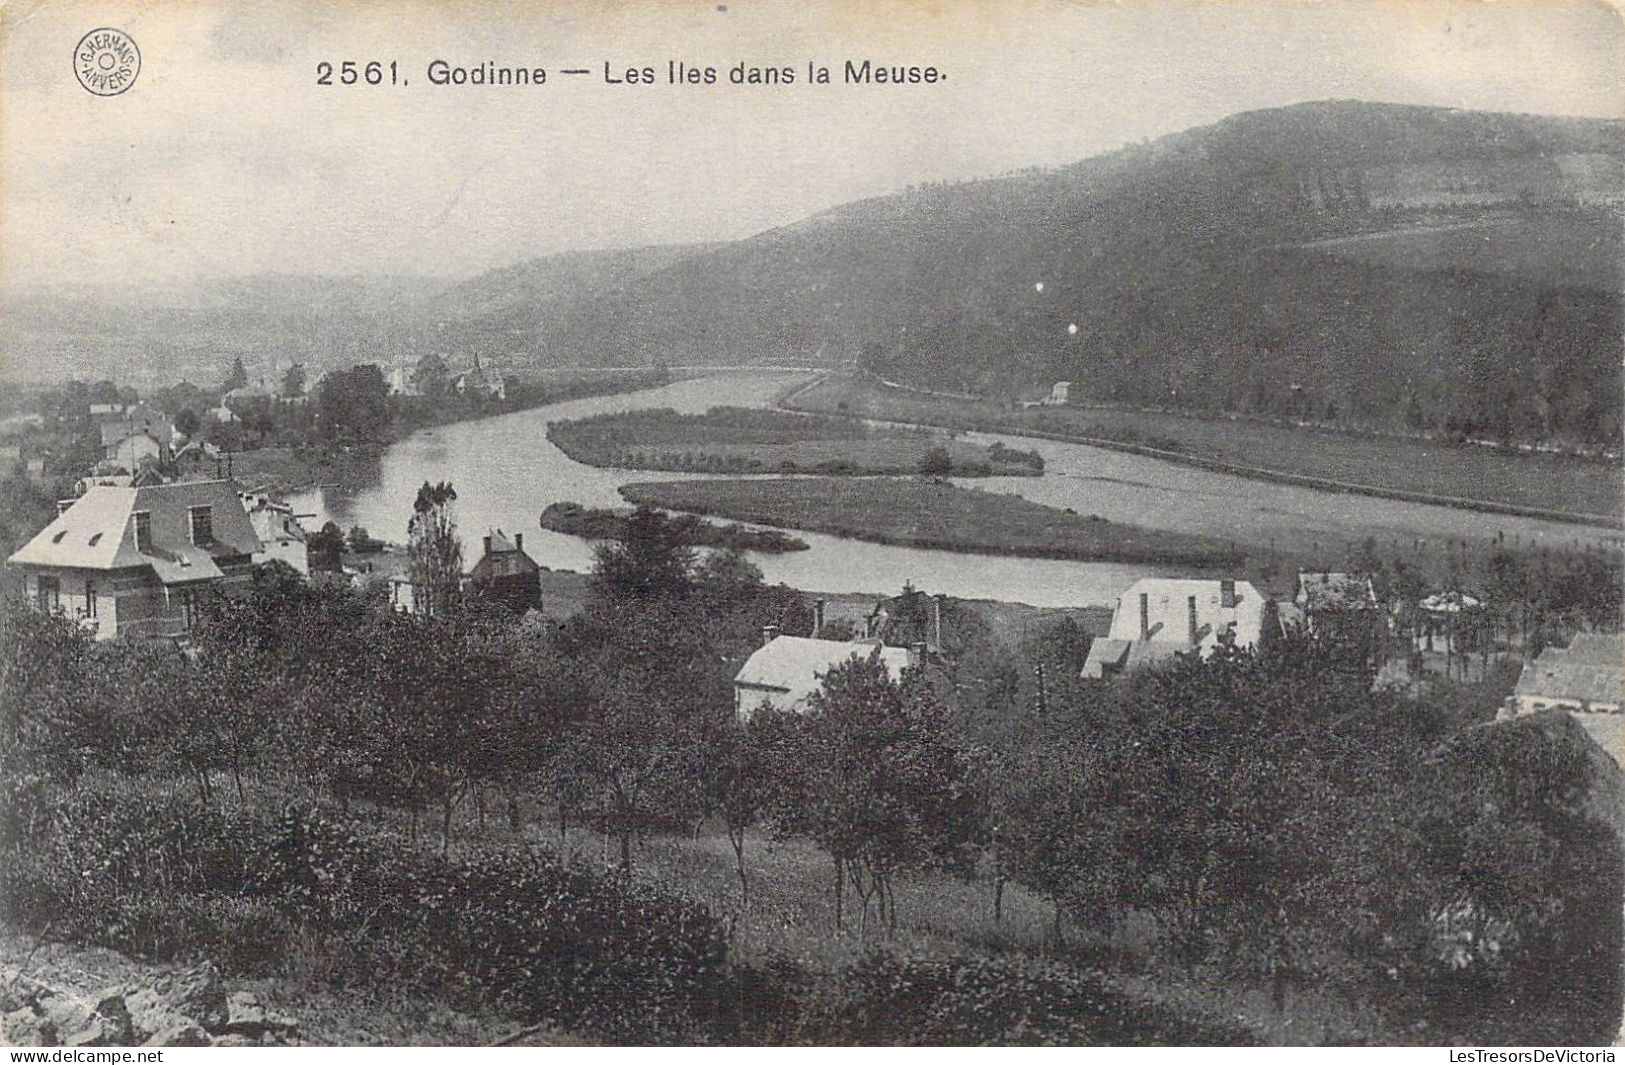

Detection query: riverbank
xmin=547 ymin=405 xmax=1043 ymax=477
xmin=619 ymin=477 xmax=1246 ymax=568
xmin=785 ymin=375 xmax=1623 ymax=526
xmin=540 ymin=501 xmax=809 ymax=553
xmin=228 ymin=443 xmax=383 ymax=496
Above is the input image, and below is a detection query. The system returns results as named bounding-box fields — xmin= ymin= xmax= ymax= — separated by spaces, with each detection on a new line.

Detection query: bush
xmin=0 ymin=785 xmax=727 ymax=1042
xmin=736 ymin=950 xmax=1259 ymax=1045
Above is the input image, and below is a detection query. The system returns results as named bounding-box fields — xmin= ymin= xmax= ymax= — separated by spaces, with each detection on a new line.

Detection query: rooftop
xmin=7 ymin=480 xmax=262 ymax=578
xmin=1515 ymin=633 xmax=1623 ymax=706
xmin=735 ymin=635 xmax=912 ymax=708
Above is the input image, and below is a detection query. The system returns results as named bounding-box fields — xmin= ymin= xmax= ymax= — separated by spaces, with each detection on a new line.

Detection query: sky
xmin=2 ymin=0 xmax=1621 ymax=292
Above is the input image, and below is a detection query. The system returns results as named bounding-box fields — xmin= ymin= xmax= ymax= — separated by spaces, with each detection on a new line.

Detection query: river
xmin=288 ymin=370 xmax=1620 ymax=607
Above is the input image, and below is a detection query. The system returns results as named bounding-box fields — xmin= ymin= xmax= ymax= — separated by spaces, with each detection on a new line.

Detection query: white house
xmin=1082 ymin=577 xmax=1266 ymax=679
xmin=240 ymin=491 xmax=310 ymax=576
xmin=733 ymin=630 xmax=913 ymax=721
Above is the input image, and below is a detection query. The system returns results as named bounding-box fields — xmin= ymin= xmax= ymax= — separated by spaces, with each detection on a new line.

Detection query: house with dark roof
xmin=6 ymin=480 xmax=262 ymax=640
xmin=468 ymin=529 xmax=541 ymax=613
xmin=1506 ymin=632 xmax=1623 ymax=762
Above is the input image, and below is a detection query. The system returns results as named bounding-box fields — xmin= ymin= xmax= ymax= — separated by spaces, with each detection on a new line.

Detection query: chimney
xmin=761 ymin=624 xmax=779 ymax=647
xmin=1188 ymin=596 xmax=1199 ymax=646
xmin=933 ymin=595 xmax=944 ymax=650
xmin=1221 ymin=579 xmax=1237 ymax=609
xmin=483 ymin=534 xmax=492 ymax=556
xmin=514 ymin=532 xmax=523 ymax=552
xmin=1139 ymin=593 xmax=1150 ymax=641
xmin=813 ymin=598 xmax=826 ymax=637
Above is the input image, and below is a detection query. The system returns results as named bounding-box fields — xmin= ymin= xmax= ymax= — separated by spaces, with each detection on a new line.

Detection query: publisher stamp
xmin=74 ymin=28 xmax=140 ymax=96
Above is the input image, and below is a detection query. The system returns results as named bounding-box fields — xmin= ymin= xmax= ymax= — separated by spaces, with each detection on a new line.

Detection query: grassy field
xmin=548 ymin=406 xmax=1044 ymax=477
xmin=1299 ymin=216 xmax=1622 ymax=291
xmin=620 ymin=477 xmax=1244 ymax=567
xmin=787 ymin=375 xmax=1622 ymax=523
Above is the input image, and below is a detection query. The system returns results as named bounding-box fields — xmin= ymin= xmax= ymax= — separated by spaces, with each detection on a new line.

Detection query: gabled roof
xmin=485 ymin=529 xmax=520 ymax=554
xmin=1296 ymin=572 xmax=1377 ymax=611
xmin=1081 ymin=637 xmax=1131 ymax=679
xmin=1515 ymin=633 xmax=1623 ymax=706
xmin=734 ymin=636 xmax=911 ymax=708
xmin=1106 ymin=577 xmax=1265 ymax=651
xmin=1563 ymin=633 xmax=1624 ymax=665
xmin=7 ymin=480 xmax=262 ymax=574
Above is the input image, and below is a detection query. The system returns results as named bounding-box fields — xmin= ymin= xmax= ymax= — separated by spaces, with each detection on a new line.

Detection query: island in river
xmin=540 ymin=501 xmax=809 ymax=553
xmin=546 ymin=405 xmax=1044 ymax=477
xmin=618 ymin=477 xmax=1246 ymax=568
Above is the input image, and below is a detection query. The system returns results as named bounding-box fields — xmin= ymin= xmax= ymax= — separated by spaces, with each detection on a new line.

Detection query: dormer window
xmin=51 ymin=529 xmax=67 ymax=543
xmin=188 ymin=505 xmax=213 ymax=546
xmin=133 ymin=511 xmax=152 ymax=553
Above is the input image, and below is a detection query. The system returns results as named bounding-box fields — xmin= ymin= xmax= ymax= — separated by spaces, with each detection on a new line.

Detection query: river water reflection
xmin=288 ymin=371 xmax=1619 ymax=607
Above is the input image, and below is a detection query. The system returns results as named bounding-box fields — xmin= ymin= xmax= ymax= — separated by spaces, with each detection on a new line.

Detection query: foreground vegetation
xmin=787 ymin=375 xmax=1623 ymax=524
xmin=620 ymin=477 xmax=1246 ymax=568
xmin=548 ymin=406 xmax=1044 ymax=477
xmin=3 ymin=501 xmax=1621 ymax=1045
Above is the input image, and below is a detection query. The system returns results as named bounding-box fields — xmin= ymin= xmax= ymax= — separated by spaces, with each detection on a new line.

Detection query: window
xmin=133 ymin=511 xmax=152 ymax=553
xmin=84 ymin=580 xmax=96 ymax=619
xmin=188 ymin=505 xmax=213 ymax=546
xmin=35 ymin=575 xmax=59 ymax=614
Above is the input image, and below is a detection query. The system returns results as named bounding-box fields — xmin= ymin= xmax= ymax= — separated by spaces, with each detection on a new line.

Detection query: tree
xmin=752 ymin=653 xmax=982 ymax=933
xmin=919 ymin=446 xmax=954 ymax=476
xmin=281 ymin=364 xmax=307 ymax=399
xmin=316 ymin=364 xmax=391 ymax=442
xmin=224 ymin=356 xmax=249 ymax=392
xmin=307 ymin=521 xmax=345 ymax=572
xmin=415 ymin=353 xmax=451 ymax=398
xmin=173 ymin=407 xmax=201 ymax=440
xmin=407 ymin=481 xmax=463 ymax=618
xmin=591 ymin=506 xmax=697 ymax=603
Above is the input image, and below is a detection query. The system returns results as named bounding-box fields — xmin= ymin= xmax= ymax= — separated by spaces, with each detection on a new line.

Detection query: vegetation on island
xmin=547 ymin=406 xmax=1044 ymax=477
xmin=620 ymin=476 xmax=1246 ymax=568
xmin=3 ymin=494 xmax=1620 ymax=1043
xmin=541 ymin=501 xmax=809 ymax=553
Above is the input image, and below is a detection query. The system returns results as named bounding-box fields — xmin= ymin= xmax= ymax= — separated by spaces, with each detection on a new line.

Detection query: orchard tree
xmin=752 ymin=652 xmax=983 ymax=934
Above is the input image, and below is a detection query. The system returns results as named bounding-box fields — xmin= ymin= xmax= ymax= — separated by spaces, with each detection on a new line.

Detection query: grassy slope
xmin=619 ymin=477 xmax=1243 ymax=567
xmin=787 ymin=375 xmax=1623 ymax=523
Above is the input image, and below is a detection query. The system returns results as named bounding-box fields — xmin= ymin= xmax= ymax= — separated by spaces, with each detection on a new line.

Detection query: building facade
xmin=6 ymin=480 xmax=262 ymax=641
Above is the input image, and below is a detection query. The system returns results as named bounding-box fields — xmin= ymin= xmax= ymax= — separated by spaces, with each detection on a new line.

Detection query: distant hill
xmin=5 ymin=101 xmax=1619 ymax=444
xmin=505 ymin=100 xmax=1622 ymax=444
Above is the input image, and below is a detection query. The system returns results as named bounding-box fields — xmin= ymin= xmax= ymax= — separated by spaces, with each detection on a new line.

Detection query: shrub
xmin=0 ymin=785 xmax=727 ymax=1042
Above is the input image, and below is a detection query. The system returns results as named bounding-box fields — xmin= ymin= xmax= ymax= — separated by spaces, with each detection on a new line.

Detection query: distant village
xmin=4 ymin=369 xmax=1619 ymax=766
